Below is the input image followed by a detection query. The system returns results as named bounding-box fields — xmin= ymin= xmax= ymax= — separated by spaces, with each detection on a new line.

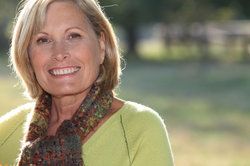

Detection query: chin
xmin=48 ymin=86 xmax=88 ymax=97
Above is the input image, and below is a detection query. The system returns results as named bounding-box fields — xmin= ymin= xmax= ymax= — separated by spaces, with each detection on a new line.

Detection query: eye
xmin=68 ymin=33 xmax=81 ymax=39
xmin=36 ymin=37 xmax=51 ymax=44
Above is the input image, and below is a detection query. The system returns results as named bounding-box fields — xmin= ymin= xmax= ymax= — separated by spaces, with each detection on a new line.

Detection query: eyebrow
xmin=34 ymin=26 xmax=88 ymax=37
xmin=65 ymin=26 xmax=86 ymax=33
xmin=36 ymin=32 xmax=49 ymax=36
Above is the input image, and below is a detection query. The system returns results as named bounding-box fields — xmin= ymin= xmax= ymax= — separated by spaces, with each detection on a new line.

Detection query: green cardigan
xmin=0 ymin=101 xmax=174 ymax=165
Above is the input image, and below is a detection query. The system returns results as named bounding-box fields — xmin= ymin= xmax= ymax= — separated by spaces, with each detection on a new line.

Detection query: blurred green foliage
xmin=100 ymin=0 xmax=250 ymax=55
xmin=101 ymin=0 xmax=166 ymax=54
xmin=0 ymin=0 xmax=18 ymax=52
xmin=1 ymin=0 xmax=250 ymax=56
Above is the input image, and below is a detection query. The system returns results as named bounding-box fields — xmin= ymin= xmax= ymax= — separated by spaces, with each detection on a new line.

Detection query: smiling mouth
xmin=48 ymin=66 xmax=81 ymax=76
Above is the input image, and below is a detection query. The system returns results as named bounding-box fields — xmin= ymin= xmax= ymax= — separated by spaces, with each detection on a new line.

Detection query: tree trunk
xmin=0 ymin=18 xmax=10 ymax=54
xmin=242 ymin=36 xmax=250 ymax=62
xmin=125 ymin=26 xmax=138 ymax=57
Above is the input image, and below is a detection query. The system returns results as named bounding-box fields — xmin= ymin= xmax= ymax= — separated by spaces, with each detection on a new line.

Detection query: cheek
xmin=29 ymin=51 xmax=48 ymax=80
xmin=76 ymin=42 xmax=102 ymax=66
xmin=82 ymin=53 xmax=100 ymax=76
xmin=76 ymin=49 xmax=102 ymax=82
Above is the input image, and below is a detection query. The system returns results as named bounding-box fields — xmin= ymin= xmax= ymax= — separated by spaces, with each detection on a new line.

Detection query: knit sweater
xmin=0 ymin=101 xmax=174 ymax=165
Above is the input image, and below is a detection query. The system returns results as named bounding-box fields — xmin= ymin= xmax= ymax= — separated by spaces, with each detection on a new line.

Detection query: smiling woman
xmin=0 ymin=0 xmax=174 ymax=165
xmin=28 ymin=1 xmax=105 ymax=100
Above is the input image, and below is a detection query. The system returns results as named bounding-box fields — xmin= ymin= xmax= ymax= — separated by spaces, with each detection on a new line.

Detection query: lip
xmin=48 ymin=66 xmax=81 ymax=76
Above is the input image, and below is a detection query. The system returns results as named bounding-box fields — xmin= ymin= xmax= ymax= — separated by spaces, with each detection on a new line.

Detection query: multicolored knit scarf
xmin=18 ymin=83 xmax=113 ymax=165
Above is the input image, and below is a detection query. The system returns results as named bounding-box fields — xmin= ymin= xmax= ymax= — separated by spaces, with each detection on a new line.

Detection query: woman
xmin=0 ymin=0 xmax=174 ymax=165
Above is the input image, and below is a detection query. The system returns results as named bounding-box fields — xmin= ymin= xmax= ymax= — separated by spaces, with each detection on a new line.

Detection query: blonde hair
xmin=10 ymin=0 xmax=122 ymax=99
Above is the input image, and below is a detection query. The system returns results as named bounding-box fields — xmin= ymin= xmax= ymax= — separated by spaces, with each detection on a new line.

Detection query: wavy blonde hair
xmin=10 ymin=0 xmax=121 ymax=99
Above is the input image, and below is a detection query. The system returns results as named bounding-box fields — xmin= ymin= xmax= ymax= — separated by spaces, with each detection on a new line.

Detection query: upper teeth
xmin=50 ymin=67 xmax=80 ymax=76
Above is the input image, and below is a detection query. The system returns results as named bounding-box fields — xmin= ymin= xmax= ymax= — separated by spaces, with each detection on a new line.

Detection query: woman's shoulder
xmin=118 ymin=101 xmax=174 ymax=165
xmin=0 ymin=103 xmax=34 ymax=164
xmin=0 ymin=102 xmax=34 ymax=137
xmin=0 ymin=102 xmax=34 ymax=124
xmin=120 ymin=101 xmax=166 ymax=131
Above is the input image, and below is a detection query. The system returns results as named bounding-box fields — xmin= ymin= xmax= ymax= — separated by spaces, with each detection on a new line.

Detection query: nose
xmin=52 ymin=41 xmax=70 ymax=61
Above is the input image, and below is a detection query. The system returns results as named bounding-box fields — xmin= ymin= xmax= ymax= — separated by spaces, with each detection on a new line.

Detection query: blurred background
xmin=1 ymin=0 xmax=250 ymax=165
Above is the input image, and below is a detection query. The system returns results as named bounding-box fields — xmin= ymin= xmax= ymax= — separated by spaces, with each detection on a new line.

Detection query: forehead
xmin=47 ymin=1 xmax=82 ymax=19
xmin=33 ymin=1 xmax=91 ymax=34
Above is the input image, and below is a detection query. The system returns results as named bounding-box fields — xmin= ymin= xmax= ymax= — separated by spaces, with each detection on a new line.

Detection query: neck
xmin=50 ymin=92 xmax=87 ymax=124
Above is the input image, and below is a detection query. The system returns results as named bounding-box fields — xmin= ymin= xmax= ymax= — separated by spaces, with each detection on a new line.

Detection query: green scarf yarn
xmin=18 ymin=83 xmax=113 ymax=165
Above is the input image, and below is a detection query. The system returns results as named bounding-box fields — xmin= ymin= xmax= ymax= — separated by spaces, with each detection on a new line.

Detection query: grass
xmin=1 ymin=56 xmax=250 ymax=165
xmin=137 ymin=40 xmax=249 ymax=63
xmin=118 ymin=61 xmax=250 ymax=165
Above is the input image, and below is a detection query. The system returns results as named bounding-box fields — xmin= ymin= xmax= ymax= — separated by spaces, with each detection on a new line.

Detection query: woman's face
xmin=29 ymin=1 xmax=105 ymax=97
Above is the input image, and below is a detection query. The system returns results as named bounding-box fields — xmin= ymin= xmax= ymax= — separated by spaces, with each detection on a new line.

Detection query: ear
xmin=98 ymin=32 xmax=105 ymax=65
